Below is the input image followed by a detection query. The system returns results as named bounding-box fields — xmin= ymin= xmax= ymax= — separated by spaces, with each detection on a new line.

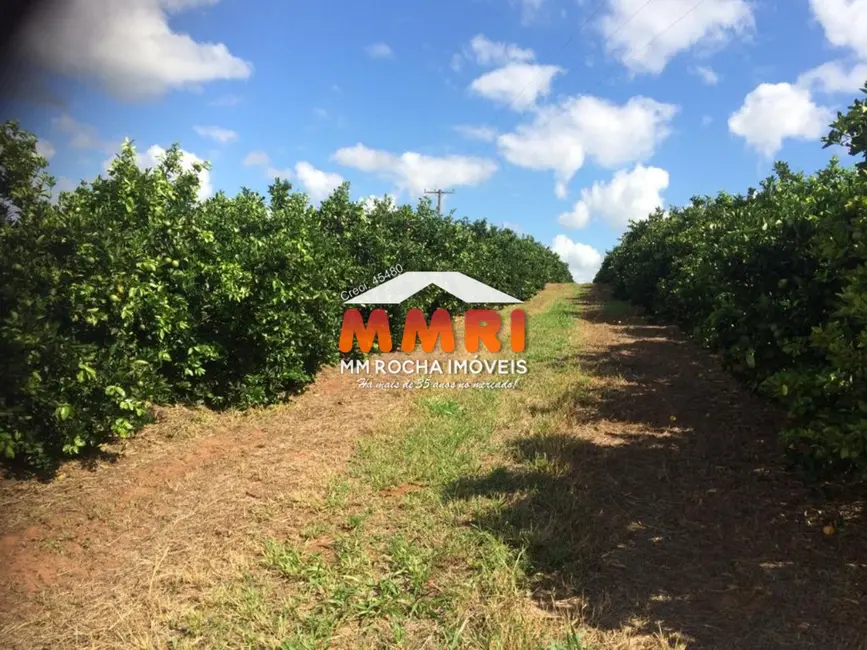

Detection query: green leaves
xmin=0 ymin=120 xmax=569 ymax=469
xmin=823 ymin=83 xmax=867 ymax=174
xmin=55 ymin=404 xmax=72 ymax=421
xmin=77 ymin=363 xmax=98 ymax=383
xmin=596 ymin=84 xmax=867 ymax=478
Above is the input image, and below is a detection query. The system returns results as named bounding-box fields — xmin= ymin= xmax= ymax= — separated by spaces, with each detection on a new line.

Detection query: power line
xmin=424 ymin=188 xmax=454 ymax=216
xmin=606 ymin=0 xmax=656 ymax=41
xmin=503 ymin=0 xmax=610 ymax=112
xmin=521 ymin=0 xmax=707 ymax=144
xmin=634 ymin=0 xmax=709 ymax=59
xmin=503 ymin=0 xmax=657 ymax=123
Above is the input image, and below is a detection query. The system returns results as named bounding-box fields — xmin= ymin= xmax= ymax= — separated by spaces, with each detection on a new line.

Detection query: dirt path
xmin=0 ymin=287 xmax=547 ymax=649
xmin=537 ymin=286 xmax=866 ymax=649
xmin=0 ymin=344 xmax=433 ymax=647
xmin=1 ymin=284 xmax=865 ymax=650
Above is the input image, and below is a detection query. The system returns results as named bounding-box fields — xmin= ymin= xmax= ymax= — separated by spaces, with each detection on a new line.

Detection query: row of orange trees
xmin=0 ymin=123 xmax=572 ymax=468
xmin=596 ymin=86 xmax=867 ymax=477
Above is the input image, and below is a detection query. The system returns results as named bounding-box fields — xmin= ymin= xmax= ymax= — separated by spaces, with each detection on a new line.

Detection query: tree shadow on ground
xmin=1 ymin=446 xmax=122 ymax=482
xmin=445 ymin=286 xmax=867 ymax=650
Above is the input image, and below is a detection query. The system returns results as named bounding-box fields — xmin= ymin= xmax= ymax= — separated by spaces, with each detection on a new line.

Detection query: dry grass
xmin=450 ymin=286 xmax=867 ymax=649
xmin=0 ymin=339 xmax=415 ymax=647
xmin=0 ymin=286 xmax=578 ymax=649
xmin=2 ymin=283 xmax=865 ymax=650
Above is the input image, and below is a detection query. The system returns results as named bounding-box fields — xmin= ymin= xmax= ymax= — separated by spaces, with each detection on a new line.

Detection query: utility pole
xmin=424 ymin=188 xmax=454 ymax=216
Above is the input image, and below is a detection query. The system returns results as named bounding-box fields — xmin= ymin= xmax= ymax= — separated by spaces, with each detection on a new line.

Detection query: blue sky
xmin=3 ymin=0 xmax=866 ymax=280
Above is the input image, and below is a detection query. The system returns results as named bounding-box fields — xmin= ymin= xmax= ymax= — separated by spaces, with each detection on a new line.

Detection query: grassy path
xmin=175 ymin=284 xmax=589 ymax=649
xmin=2 ymin=283 xmax=865 ymax=649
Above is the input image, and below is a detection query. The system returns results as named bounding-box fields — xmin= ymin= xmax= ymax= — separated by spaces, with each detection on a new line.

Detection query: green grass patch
xmin=171 ymin=286 xmax=596 ymax=649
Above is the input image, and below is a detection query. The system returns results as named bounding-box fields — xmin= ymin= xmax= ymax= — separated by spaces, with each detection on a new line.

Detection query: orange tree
xmin=0 ymin=122 xmax=570 ymax=469
xmin=595 ymin=85 xmax=867 ymax=478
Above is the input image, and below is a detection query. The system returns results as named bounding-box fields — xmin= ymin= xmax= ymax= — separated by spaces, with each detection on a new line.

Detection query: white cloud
xmin=366 ymin=42 xmax=393 ymax=59
xmin=599 ymin=0 xmax=753 ymax=74
xmin=194 ymin=125 xmax=238 ymax=144
xmin=13 ymin=0 xmax=252 ymax=100
xmin=464 ymin=34 xmax=566 ymax=110
xmin=105 ymin=144 xmax=213 ymax=201
xmin=56 ymin=176 xmax=77 ymax=192
xmin=360 ymin=194 xmax=397 ymax=214
xmin=293 ymin=161 xmax=344 ymax=202
xmin=502 ymin=221 xmax=524 ymax=233
xmin=139 ymin=145 xmax=212 ymax=201
xmin=209 ymin=94 xmax=243 ymax=107
xmin=51 ymin=113 xmax=117 ymax=152
xmin=36 ymin=139 xmax=55 ymax=161
xmin=467 ymin=34 xmax=535 ymax=67
xmin=559 ymin=164 xmax=669 ymax=230
xmin=470 ymin=63 xmax=564 ymax=111
xmin=52 ymin=176 xmax=77 ymax=196
xmin=692 ymin=65 xmax=720 ymax=85
xmin=266 ymin=166 xmax=294 ymax=180
xmin=332 ymin=145 xmax=394 ymax=173
xmin=243 ymin=150 xmax=271 ymax=167
xmin=808 ymin=0 xmax=867 ymax=60
xmin=797 ymin=60 xmax=867 ymax=94
xmin=797 ymin=2 xmax=867 ymax=97
xmin=242 ymin=150 xmax=292 ymax=180
xmin=558 ymin=202 xmax=590 ymax=229
xmin=728 ymin=82 xmax=834 ymax=157
xmin=458 ymin=36 xmax=560 ymax=111
xmin=552 ymin=235 xmax=603 ymax=283
xmin=453 ymin=124 xmax=498 ymax=142
xmin=452 ymin=33 xmax=536 ymax=73
xmin=332 ymin=143 xmax=497 ymax=197
xmin=497 ymin=95 xmax=677 ymax=197
xmin=730 ymin=2 xmax=865 ymax=158
xmin=514 ymin=0 xmax=544 ymax=24
xmin=49 ymin=176 xmax=78 ymax=203
xmin=242 ymin=151 xmax=343 ymax=196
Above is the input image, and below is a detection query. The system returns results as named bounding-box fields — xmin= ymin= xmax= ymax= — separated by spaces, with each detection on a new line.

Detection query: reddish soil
xmin=512 ymin=287 xmax=867 ymax=649
xmin=0 ymin=356 xmax=417 ymax=648
xmin=1 ymin=284 xmax=865 ymax=650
